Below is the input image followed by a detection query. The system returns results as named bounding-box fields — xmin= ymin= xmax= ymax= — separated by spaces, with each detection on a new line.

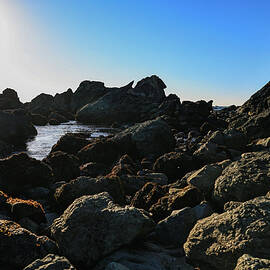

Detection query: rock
xmin=150 ymin=185 xmax=204 ymax=222
xmin=23 ymin=254 xmax=76 ymax=270
xmin=0 ymin=219 xmax=58 ymax=269
xmin=167 ymin=185 xmax=204 ymax=211
xmin=54 ymin=176 xmax=125 ymax=210
xmin=53 ymin=88 xmax=74 ymax=113
xmin=0 ymin=88 xmax=23 ymax=110
xmin=212 ymin=151 xmax=270 ymax=207
xmin=48 ymin=118 xmax=60 ymax=125
xmin=228 ymin=82 xmax=270 ymax=140
xmin=128 ymin=75 xmax=166 ymax=103
xmin=76 ymin=76 xmax=165 ymax=125
xmin=51 ymin=192 xmax=155 ymax=268
xmin=27 ymin=93 xmax=54 ymax=117
xmin=178 ymin=100 xmax=212 ymax=130
xmin=0 ymin=109 xmax=37 ymax=146
xmin=80 ymin=162 xmax=107 ymax=177
xmin=187 ymin=160 xmax=231 ymax=197
xmin=153 ymin=152 xmax=200 ymax=183
xmin=234 ymin=254 xmax=270 ymax=270
xmin=78 ymin=139 xmax=121 ymax=165
xmin=24 ymin=187 xmax=50 ymax=201
xmin=48 ymin=112 xmax=68 ymax=124
xmin=256 ymin=137 xmax=270 ymax=147
xmin=184 ymin=194 xmax=270 ymax=270
xmin=18 ymin=217 xmax=40 ymax=234
xmin=238 ymin=81 xmax=270 ymax=115
xmin=154 ymin=202 xmax=213 ymax=247
xmin=7 ymin=197 xmax=46 ymax=224
xmin=120 ymin=173 xmax=168 ymax=196
xmin=131 ymin=182 xmax=168 ymax=211
xmin=93 ymin=243 xmax=194 ymax=270
xmin=0 ymin=153 xmax=53 ymax=195
xmin=30 ymin=114 xmax=48 ymax=126
xmin=193 ymin=141 xmax=228 ymax=164
xmin=71 ymin=80 xmax=108 ymax=113
xmin=0 ymin=139 xmax=14 ymax=158
xmin=104 ymin=262 xmax=130 ymax=270
xmin=109 ymin=154 xmax=137 ymax=177
xmin=50 ymin=133 xmax=89 ymax=155
xmin=43 ymin=151 xmax=80 ymax=182
xmin=112 ymin=117 xmax=175 ymax=159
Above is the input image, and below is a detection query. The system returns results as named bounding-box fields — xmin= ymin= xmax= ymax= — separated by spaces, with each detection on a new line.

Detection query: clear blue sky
xmin=0 ymin=0 xmax=269 ymax=105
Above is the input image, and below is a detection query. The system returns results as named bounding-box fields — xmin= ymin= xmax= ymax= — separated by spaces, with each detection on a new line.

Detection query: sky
xmin=0 ymin=0 xmax=269 ymax=105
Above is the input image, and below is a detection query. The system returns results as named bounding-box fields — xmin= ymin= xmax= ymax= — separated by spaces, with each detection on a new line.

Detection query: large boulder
xmin=112 ymin=117 xmax=175 ymax=159
xmin=51 ymin=192 xmax=155 ymax=268
xmin=50 ymin=133 xmax=89 ymax=155
xmin=76 ymin=76 xmax=165 ymax=125
xmin=0 ymin=109 xmax=37 ymax=146
xmin=43 ymin=151 xmax=80 ymax=182
xmin=23 ymin=254 xmax=76 ymax=270
xmin=0 ymin=153 xmax=53 ymax=194
xmin=0 ymin=88 xmax=23 ymax=110
xmin=184 ymin=194 xmax=270 ymax=270
xmin=0 ymin=220 xmax=58 ymax=269
xmin=212 ymin=151 xmax=270 ymax=206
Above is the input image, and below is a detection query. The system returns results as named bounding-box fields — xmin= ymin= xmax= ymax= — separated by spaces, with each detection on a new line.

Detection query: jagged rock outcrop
xmin=76 ymin=76 xmax=166 ymax=124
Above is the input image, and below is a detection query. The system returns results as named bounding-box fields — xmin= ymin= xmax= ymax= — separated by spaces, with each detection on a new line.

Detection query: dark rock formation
xmin=0 ymin=153 xmax=53 ymax=194
xmin=0 ymin=109 xmax=37 ymax=146
xmin=0 ymin=88 xmax=23 ymax=110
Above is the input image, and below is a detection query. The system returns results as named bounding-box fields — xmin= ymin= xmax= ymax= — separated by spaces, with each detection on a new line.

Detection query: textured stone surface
xmin=51 ymin=192 xmax=155 ymax=268
xmin=184 ymin=195 xmax=270 ymax=270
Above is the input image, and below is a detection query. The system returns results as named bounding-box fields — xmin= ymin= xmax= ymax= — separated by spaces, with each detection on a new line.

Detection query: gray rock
xmin=234 ymin=254 xmax=270 ymax=270
xmin=113 ymin=117 xmax=175 ymax=158
xmin=51 ymin=192 xmax=155 ymax=268
xmin=23 ymin=254 xmax=76 ymax=270
xmin=184 ymin=194 xmax=270 ymax=270
xmin=154 ymin=202 xmax=213 ymax=246
xmin=187 ymin=160 xmax=231 ymax=197
xmin=213 ymin=151 xmax=270 ymax=206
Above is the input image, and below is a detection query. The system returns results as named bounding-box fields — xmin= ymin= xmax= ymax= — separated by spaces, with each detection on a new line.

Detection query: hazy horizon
xmin=1 ymin=0 xmax=269 ymax=105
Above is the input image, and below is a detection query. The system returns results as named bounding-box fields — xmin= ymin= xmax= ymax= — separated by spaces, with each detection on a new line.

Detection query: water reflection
xmin=26 ymin=121 xmax=110 ymax=160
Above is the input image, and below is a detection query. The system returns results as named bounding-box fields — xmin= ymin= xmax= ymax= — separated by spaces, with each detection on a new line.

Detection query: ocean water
xmin=26 ymin=121 xmax=110 ymax=160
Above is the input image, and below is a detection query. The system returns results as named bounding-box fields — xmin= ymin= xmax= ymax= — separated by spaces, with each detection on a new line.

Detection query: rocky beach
xmin=0 ymin=75 xmax=270 ymax=270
